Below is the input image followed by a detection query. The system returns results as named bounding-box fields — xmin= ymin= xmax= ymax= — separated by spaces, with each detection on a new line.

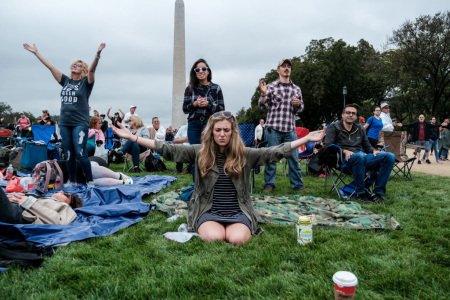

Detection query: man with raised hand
xmin=258 ymin=59 xmax=305 ymax=192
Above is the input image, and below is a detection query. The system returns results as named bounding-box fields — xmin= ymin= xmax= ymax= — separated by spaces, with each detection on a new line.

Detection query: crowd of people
xmin=1 ymin=44 xmax=448 ymax=246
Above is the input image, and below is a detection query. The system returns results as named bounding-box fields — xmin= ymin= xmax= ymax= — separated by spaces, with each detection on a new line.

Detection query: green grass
xmin=1 ymin=161 xmax=449 ymax=299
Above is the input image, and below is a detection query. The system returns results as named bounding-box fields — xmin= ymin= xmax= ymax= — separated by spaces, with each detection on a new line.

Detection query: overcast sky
xmin=1 ymin=0 xmax=448 ymax=128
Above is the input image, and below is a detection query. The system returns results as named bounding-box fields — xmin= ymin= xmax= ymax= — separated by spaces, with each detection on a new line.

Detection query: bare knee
xmin=225 ymin=224 xmax=252 ymax=246
xmin=198 ymin=221 xmax=226 ymax=242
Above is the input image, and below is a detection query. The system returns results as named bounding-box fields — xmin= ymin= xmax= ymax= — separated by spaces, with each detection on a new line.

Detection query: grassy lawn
xmin=1 ymin=161 xmax=449 ymax=299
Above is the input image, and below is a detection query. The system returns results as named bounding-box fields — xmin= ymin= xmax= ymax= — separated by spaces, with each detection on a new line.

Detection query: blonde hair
xmin=69 ymin=60 xmax=89 ymax=80
xmin=198 ymin=113 xmax=246 ymax=178
xmin=129 ymin=115 xmax=144 ymax=128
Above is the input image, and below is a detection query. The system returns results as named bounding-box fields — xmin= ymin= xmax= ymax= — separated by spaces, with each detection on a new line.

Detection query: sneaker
xmin=134 ymin=167 xmax=141 ymax=173
xmin=120 ymin=173 xmax=133 ymax=185
xmin=175 ymin=170 xmax=182 ymax=175
xmin=87 ymin=181 xmax=95 ymax=189
xmin=181 ymin=170 xmax=190 ymax=175
xmin=263 ymin=187 xmax=273 ymax=192
xmin=426 ymin=159 xmax=431 ymax=164
xmin=64 ymin=181 xmax=77 ymax=188
xmin=294 ymin=188 xmax=308 ymax=192
xmin=355 ymin=193 xmax=373 ymax=204
xmin=436 ymin=160 xmax=443 ymax=164
xmin=372 ymin=193 xmax=388 ymax=205
xmin=417 ymin=160 xmax=421 ymax=164
xmin=421 ymin=159 xmax=425 ymax=163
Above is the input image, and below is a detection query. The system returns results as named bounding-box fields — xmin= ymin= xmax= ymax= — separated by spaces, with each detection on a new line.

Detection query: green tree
xmin=388 ymin=11 xmax=450 ymax=119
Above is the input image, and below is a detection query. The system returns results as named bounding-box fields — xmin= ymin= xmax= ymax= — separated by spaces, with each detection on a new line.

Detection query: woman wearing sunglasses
xmin=23 ymin=42 xmax=106 ymax=189
xmin=183 ymin=59 xmax=225 ymax=147
xmin=111 ymin=111 xmax=324 ymax=245
xmin=0 ymin=188 xmax=82 ymax=225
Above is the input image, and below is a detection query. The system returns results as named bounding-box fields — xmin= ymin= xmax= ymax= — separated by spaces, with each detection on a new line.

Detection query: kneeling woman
xmin=111 ymin=112 xmax=323 ymax=245
xmin=0 ymin=188 xmax=82 ymax=225
xmin=121 ymin=115 xmax=150 ymax=173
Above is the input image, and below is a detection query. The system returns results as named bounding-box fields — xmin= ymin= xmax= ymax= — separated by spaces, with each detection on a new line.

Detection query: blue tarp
xmin=0 ymin=175 xmax=176 ymax=247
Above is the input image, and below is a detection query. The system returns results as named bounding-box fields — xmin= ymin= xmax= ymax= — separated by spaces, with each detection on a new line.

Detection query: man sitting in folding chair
xmin=324 ymin=105 xmax=395 ymax=203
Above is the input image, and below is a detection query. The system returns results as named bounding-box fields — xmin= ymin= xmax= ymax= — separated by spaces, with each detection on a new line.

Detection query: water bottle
xmin=6 ymin=164 xmax=14 ymax=180
xmin=20 ymin=175 xmax=34 ymax=192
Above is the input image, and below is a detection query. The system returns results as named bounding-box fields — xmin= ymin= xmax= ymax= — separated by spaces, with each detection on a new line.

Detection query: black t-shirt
xmin=59 ymin=74 xmax=93 ymax=127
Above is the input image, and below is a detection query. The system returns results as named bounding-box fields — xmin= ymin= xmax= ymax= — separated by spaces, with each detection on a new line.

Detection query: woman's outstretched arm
xmin=23 ymin=43 xmax=62 ymax=82
xmin=110 ymin=122 xmax=156 ymax=149
xmin=290 ymin=129 xmax=325 ymax=150
xmin=88 ymin=43 xmax=106 ymax=84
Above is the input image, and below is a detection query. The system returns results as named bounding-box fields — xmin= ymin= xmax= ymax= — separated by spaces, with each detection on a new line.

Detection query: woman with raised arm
xmin=111 ymin=111 xmax=324 ymax=246
xmin=23 ymin=43 xmax=106 ymax=188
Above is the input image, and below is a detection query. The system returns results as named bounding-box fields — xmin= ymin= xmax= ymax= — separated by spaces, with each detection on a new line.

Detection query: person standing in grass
xmin=111 ymin=111 xmax=324 ymax=246
xmin=364 ymin=106 xmax=384 ymax=148
xmin=23 ymin=42 xmax=106 ymax=188
xmin=258 ymin=59 xmax=306 ymax=193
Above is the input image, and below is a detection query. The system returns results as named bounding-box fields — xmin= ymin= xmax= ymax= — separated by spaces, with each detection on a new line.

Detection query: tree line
xmin=236 ymin=11 xmax=450 ymax=129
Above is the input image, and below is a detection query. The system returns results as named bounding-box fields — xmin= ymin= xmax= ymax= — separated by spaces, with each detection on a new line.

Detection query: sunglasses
xmin=71 ymin=64 xmax=83 ymax=68
xmin=194 ymin=67 xmax=209 ymax=73
xmin=212 ymin=111 xmax=233 ymax=118
xmin=344 ymin=111 xmax=357 ymax=116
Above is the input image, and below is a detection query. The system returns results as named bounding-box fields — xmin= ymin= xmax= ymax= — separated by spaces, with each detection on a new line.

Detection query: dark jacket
xmin=402 ymin=121 xmax=441 ymax=142
xmin=155 ymin=140 xmax=293 ymax=234
xmin=324 ymin=120 xmax=374 ymax=153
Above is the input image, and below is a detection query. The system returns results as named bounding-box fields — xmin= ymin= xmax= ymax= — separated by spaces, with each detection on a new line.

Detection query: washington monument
xmin=172 ymin=0 xmax=186 ymax=130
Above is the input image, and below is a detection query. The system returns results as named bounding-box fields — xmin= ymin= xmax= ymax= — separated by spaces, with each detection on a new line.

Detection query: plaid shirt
xmin=183 ymin=82 xmax=225 ymax=121
xmin=258 ymin=79 xmax=304 ymax=132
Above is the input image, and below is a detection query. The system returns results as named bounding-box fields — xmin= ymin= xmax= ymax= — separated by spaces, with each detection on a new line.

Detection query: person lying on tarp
xmin=111 ymin=111 xmax=324 ymax=246
xmin=0 ymin=188 xmax=82 ymax=225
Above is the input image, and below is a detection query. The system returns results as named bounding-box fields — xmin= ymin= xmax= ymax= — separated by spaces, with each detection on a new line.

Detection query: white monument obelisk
xmin=172 ymin=0 xmax=186 ymax=130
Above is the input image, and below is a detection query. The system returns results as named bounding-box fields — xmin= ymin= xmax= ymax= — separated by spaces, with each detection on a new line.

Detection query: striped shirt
xmin=258 ymin=78 xmax=304 ymax=133
xmin=209 ymin=153 xmax=241 ymax=216
xmin=183 ymin=82 xmax=225 ymax=121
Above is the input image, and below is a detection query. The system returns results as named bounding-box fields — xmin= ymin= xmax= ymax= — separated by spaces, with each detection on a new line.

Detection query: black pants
xmin=368 ymin=137 xmax=379 ymax=149
xmin=0 ymin=188 xmax=26 ymax=224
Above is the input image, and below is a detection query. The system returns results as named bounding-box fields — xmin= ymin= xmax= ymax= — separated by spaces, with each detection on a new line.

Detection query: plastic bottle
xmin=20 ymin=175 xmax=34 ymax=192
xmin=5 ymin=164 xmax=14 ymax=180
xmin=297 ymin=216 xmax=313 ymax=245
xmin=167 ymin=214 xmax=180 ymax=222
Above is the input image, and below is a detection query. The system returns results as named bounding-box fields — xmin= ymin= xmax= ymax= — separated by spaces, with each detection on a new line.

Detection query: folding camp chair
xmin=237 ymin=124 xmax=257 ymax=192
xmin=0 ymin=129 xmax=13 ymax=147
xmin=378 ymin=131 xmax=416 ymax=180
xmin=298 ymin=142 xmax=322 ymax=176
xmin=322 ymin=144 xmax=376 ymax=199
xmin=283 ymin=127 xmax=310 ymax=176
xmin=123 ymin=149 xmax=151 ymax=172
xmin=31 ymin=125 xmax=61 ymax=160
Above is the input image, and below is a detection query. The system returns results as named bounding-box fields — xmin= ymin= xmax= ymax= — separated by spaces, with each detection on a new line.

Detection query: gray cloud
xmin=1 ymin=0 xmax=448 ymax=128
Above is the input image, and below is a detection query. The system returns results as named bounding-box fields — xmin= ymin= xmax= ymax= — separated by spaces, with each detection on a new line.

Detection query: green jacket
xmin=155 ymin=140 xmax=293 ymax=234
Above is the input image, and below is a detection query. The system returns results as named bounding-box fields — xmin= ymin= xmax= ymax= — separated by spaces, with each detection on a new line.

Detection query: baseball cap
xmin=277 ymin=59 xmax=292 ymax=68
xmin=360 ymin=117 xmax=365 ymax=122
xmin=130 ymin=105 xmax=137 ymax=108
xmin=380 ymin=102 xmax=389 ymax=109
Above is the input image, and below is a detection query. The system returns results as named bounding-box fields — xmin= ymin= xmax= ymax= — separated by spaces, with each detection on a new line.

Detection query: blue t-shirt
xmin=366 ymin=116 xmax=383 ymax=140
xmin=58 ymin=74 xmax=93 ymax=127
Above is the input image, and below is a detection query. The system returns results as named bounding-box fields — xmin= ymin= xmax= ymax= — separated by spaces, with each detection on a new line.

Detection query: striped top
xmin=209 ymin=153 xmax=241 ymax=216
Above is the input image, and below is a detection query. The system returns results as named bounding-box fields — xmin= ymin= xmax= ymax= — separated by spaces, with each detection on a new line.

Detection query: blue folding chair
xmin=31 ymin=125 xmax=61 ymax=160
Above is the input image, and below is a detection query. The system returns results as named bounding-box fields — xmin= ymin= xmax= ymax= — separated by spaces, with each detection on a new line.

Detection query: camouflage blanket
xmin=151 ymin=190 xmax=402 ymax=230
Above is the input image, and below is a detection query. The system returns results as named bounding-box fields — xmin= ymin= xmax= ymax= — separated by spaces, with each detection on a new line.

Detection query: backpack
xmin=145 ymin=154 xmax=167 ymax=172
xmin=0 ymin=147 xmax=11 ymax=168
xmin=33 ymin=159 xmax=64 ymax=193
xmin=108 ymin=149 xmax=124 ymax=164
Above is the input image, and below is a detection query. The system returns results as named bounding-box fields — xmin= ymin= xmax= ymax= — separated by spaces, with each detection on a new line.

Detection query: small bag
xmin=94 ymin=144 xmax=109 ymax=164
xmin=32 ymin=159 xmax=64 ymax=193
xmin=6 ymin=176 xmax=25 ymax=193
xmin=145 ymin=154 xmax=167 ymax=172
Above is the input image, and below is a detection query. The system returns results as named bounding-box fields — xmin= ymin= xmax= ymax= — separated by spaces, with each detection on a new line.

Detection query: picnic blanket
xmin=0 ymin=175 xmax=177 ymax=247
xmin=152 ymin=190 xmax=402 ymax=230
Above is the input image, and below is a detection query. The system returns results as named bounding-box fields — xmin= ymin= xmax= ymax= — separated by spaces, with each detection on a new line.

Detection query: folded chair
xmin=378 ymin=131 xmax=415 ymax=180
xmin=123 ymin=149 xmax=151 ymax=172
xmin=284 ymin=127 xmax=310 ymax=176
xmin=322 ymin=144 xmax=376 ymax=199
xmin=237 ymin=124 xmax=256 ymax=192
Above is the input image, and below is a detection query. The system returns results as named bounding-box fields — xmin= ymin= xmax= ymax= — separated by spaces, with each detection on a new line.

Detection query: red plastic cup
xmin=333 ymin=271 xmax=358 ymax=300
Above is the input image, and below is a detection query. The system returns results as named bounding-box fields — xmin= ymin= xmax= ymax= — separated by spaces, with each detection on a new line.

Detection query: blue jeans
xmin=59 ymin=125 xmax=93 ymax=182
xmin=187 ymin=119 xmax=209 ymax=145
xmin=187 ymin=119 xmax=209 ymax=180
xmin=264 ymin=127 xmax=304 ymax=190
xmin=422 ymin=140 xmax=439 ymax=161
xmin=86 ymin=143 xmax=96 ymax=157
xmin=343 ymin=152 xmax=395 ymax=195
xmin=439 ymin=147 xmax=448 ymax=159
xmin=122 ymin=140 xmax=147 ymax=167
xmin=0 ymin=188 xmax=26 ymax=224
